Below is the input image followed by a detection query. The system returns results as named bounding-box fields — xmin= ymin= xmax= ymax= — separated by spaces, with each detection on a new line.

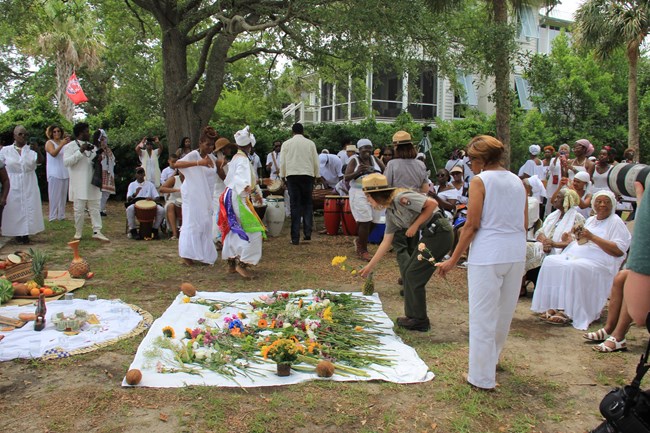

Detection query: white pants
xmin=100 ymin=191 xmax=111 ymax=213
xmin=73 ymin=199 xmax=102 ymax=236
xmin=467 ymin=262 xmax=525 ymax=389
xmin=126 ymin=204 xmax=165 ymax=230
xmin=48 ymin=177 xmax=68 ymax=221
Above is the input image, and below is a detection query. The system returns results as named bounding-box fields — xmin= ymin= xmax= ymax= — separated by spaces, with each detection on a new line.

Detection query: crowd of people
xmin=0 ymin=121 xmax=647 ymax=392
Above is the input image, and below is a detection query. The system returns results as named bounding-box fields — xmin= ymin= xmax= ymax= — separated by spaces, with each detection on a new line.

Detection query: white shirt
xmin=337 ymin=149 xmax=350 ymax=166
xmin=265 ymin=151 xmax=282 ymax=180
xmin=64 ymin=139 xmax=101 ymax=201
xmin=45 ymin=140 xmax=69 ymax=179
xmin=160 ymin=166 xmax=175 ymax=184
xmin=319 ymin=153 xmax=343 ymax=188
xmin=468 ymin=170 xmax=526 ymax=265
xmin=127 ymin=180 xmax=159 ymax=200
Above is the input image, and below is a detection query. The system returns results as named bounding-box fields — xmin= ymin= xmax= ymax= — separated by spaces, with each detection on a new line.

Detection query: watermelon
xmin=0 ymin=279 xmax=14 ymax=304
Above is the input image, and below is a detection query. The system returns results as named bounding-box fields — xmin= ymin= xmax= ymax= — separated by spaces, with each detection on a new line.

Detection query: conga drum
xmin=324 ymin=195 xmax=342 ymax=235
xmin=268 ymin=179 xmax=285 ymax=196
xmin=340 ymin=196 xmax=358 ymax=236
xmin=312 ymin=187 xmax=331 ymax=210
xmin=135 ymin=199 xmax=157 ymax=239
xmin=265 ymin=195 xmax=285 ymax=237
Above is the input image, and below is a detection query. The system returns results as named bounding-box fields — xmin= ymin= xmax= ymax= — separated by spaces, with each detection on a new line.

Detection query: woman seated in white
xmin=531 ymin=190 xmax=631 ymax=329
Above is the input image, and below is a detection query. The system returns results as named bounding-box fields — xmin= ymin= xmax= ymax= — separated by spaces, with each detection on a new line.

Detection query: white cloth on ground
xmin=124 ymin=291 xmax=434 ymax=387
xmin=0 ymin=299 xmax=143 ymax=361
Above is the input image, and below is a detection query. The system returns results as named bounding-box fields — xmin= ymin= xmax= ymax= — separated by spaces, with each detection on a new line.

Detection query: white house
xmin=283 ymin=8 xmax=572 ymax=124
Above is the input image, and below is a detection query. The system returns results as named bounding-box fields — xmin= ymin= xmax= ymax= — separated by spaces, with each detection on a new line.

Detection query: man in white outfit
xmin=63 ymin=122 xmax=109 ymax=242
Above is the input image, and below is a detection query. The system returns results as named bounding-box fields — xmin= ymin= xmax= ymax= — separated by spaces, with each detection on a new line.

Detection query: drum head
xmin=268 ymin=179 xmax=283 ymax=192
xmin=135 ymin=199 xmax=156 ymax=209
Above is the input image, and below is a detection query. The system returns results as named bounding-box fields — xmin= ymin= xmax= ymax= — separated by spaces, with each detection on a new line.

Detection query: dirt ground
xmin=0 ymin=202 xmax=646 ymax=433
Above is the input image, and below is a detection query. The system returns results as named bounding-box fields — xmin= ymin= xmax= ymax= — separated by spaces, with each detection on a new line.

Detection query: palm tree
xmin=427 ymin=0 xmax=558 ymax=167
xmin=28 ymin=1 xmax=103 ymax=120
xmin=574 ymin=0 xmax=649 ymax=162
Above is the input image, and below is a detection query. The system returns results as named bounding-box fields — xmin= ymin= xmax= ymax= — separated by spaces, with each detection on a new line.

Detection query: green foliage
xmin=525 ymin=32 xmax=629 ymax=154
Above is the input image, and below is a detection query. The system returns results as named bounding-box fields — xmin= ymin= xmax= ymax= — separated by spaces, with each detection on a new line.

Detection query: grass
xmin=2 ymin=201 xmax=641 ymax=433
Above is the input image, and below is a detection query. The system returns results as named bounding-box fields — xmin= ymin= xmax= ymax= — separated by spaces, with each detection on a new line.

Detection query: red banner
xmin=65 ymin=72 xmax=88 ymax=105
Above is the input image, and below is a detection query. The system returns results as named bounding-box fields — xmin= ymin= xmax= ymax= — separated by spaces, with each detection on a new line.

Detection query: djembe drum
xmin=135 ymin=200 xmax=157 ymax=239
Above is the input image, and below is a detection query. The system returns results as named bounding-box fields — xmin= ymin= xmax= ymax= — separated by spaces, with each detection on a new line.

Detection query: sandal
xmin=583 ymin=328 xmax=610 ymax=342
xmin=544 ymin=314 xmax=571 ymax=325
xmin=539 ymin=309 xmax=557 ymax=320
xmin=593 ymin=336 xmax=627 ymax=353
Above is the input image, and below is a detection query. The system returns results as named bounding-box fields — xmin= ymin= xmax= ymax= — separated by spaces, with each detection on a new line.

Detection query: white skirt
xmin=531 ymin=254 xmax=616 ymax=330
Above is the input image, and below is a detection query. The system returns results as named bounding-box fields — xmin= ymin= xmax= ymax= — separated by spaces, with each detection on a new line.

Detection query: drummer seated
xmin=159 ymin=173 xmax=184 ymax=239
xmin=126 ymin=167 xmax=165 ymax=240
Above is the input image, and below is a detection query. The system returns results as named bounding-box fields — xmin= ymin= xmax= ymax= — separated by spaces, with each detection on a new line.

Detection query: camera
xmin=591 ymin=387 xmax=650 ymax=432
xmin=608 ymin=163 xmax=650 ymax=197
xmin=591 ymin=312 xmax=650 ymax=433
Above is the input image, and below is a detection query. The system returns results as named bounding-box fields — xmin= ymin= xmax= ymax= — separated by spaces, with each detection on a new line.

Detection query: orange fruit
xmin=42 ymin=288 xmax=54 ymax=296
xmin=29 ymin=288 xmax=40 ymax=297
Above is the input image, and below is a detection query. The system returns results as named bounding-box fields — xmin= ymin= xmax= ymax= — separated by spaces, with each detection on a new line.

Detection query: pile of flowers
xmin=144 ymin=289 xmax=393 ymax=382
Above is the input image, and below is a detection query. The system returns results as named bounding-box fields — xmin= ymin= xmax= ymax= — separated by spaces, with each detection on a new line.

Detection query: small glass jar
xmin=88 ymin=294 xmax=97 ymax=302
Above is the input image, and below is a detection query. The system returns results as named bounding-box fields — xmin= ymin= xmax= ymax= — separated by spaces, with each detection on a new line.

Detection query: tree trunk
xmin=492 ymin=0 xmax=511 ymax=168
xmin=55 ymin=59 xmax=75 ymax=122
xmin=627 ymin=44 xmax=640 ymax=162
xmin=160 ymin=27 xmax=201 ymax=155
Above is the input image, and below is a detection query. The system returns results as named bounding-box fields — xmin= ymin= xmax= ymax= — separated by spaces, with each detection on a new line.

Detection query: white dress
xmin=0 ymin=145 xmax=45 ymax=236
xmin=531 ymin=213 xmax=631 ymax=330
xmin=591 ymin=166 xmax=612 ymax=194
xmin=220 ymin=152 xmax=263 ymax=265
xmin=138 ymin=148 xmax=161 ymax=187
xmin=177 ymin=150 xmax=218 ymax=265
xmin=544 ymin=157 xmax=562 ymax=217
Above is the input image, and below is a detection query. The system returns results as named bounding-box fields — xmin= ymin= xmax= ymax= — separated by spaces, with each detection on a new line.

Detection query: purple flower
xmin=197 ymin=318 xmax=206 ymax=324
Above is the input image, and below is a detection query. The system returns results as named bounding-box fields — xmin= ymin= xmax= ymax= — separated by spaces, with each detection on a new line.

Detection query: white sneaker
xmin=74 ymin=233 xmax=82 ymax=240
xmin=92 ymin=232 xmax=110 ymax=242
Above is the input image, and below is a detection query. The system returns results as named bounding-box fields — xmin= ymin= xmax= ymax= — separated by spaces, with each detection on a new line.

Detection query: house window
xmin=372 ymin=69 xmax=403 ymax=118
xmin=454 ymin=71 xmax=478 ymax=118
xmin=335 ymin=81 xmax=349 ymax=121
xmin=321 ymin=82 xmax=333 ymax=122
xmin=407 ymin=65 xmax=438 ymax=120
xmin=514 ymin=75 xmax=533 ymax=110
xmin=519 ymin=6 xmax=539 ymax=39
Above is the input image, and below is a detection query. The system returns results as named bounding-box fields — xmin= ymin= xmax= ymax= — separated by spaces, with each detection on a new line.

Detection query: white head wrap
xmin=527 ymin=175 xmax=547 ymax=200
xmin=529 ymin=144 xmax=541 ymax=155
xmin=321 ymin=149 xmax=329 ymax=154
xmin=574 ymin=171 xmax=591 ymax=186
xmin=356 ymin=138 xmax=372 ymax=149
xmin=99 ymin=129 xmax=108 ymax=144
xmin=591 ymin=190 xmax=616 ymax=216
xmin=234 ymin=125 xmax=255 ymax=147
xmin=416 ymin=152 xmax=426 ymax=160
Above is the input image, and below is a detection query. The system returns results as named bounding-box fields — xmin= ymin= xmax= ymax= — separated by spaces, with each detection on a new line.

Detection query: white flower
xmin=283 ymin=322 xmax=292 ymax=328
xmin=418 ymin=242 xmax=426 ymax=252
xmin=417 ymin=254 xmax=424 ymax=261
xmin=194 ymin=348 xmax=208 ymax=360
xmin=428 ymin=258 xmax=435 ymax=263
xmin=307 ymin=329 xmax=317 ymax=340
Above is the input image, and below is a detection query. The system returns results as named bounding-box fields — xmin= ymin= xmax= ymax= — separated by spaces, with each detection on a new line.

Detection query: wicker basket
xmin=5 ymin=262 xmax=34 ymax=283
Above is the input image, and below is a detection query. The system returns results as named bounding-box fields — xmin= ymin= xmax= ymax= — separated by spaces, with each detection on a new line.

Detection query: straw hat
xmin=362 ymin=173 xmax=396 ymax=193
xmin=450 ymin=165 xmax=464 ymax=174
xmin=214 ymin=137 xmax=232 ymax=153
xmin=345 ymin=145 xmax=358 ymax=152
xmin=392 ymin=131 xmax=412 ymax=145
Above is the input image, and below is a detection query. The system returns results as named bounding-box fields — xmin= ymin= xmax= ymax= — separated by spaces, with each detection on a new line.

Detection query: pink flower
xmin=418 ymin=243 xmax=426 ymax=252
xmin=417 ymin=254 xmax=424 ymax=261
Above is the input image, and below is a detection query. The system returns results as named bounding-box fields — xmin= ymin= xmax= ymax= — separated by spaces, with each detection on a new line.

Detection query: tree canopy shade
xmin=130 ymin=0 xmax=445 ymax=153
xmin=574 ymin=0 xmax=650 ymax=162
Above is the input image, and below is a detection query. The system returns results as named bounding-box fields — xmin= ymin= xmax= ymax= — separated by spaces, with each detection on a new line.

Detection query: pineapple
xmin=362 ymin=273 xmax=375 ymax=296
xmin=29 ymin=248 xmax=49 ymax=287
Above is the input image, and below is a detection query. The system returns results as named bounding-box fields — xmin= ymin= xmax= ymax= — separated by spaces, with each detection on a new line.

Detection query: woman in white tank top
xmin=45 ymin=125 xmax=70 ymax=221
xmin=437 ymin=135 xmax=527 ymax=391
xmin=591 ymin=148 xmax=612 ymax=194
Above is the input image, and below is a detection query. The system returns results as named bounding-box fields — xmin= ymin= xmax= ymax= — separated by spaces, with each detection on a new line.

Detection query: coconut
xmin=125 ymin=369 xmax=142 ymax=385
xmin=6 ymin=254 xmax=21 ymax=265
xmin=316 ymin=360 xmax=335 ymax=378
xmin=180 ymin=282 xmax=196 ymax=297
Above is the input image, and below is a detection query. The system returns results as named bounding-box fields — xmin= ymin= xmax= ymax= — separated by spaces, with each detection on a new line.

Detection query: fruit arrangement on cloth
xmin=0 ymin=279 xmax=13 ymax=305
xmin=12 ymin=281 xmax=66 ymax=298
